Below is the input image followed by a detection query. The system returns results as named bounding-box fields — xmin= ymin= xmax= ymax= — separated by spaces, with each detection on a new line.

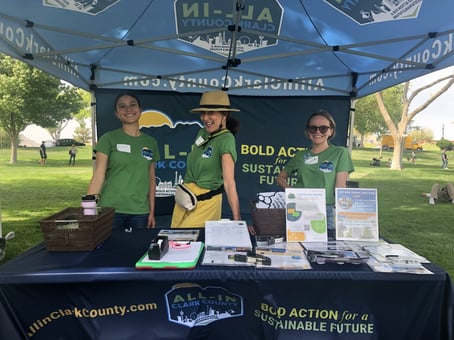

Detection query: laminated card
xmin=285 ymin=188 xmax=327 ymax=242
xmin=335 ymin=188 xmax=379 ymax=241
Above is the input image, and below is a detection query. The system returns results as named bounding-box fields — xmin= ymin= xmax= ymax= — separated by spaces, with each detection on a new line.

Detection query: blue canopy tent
xmin=0 ymin=0 xmax=452 ymax=97
xmin=0 ymin=0 xmax=453 ymax=216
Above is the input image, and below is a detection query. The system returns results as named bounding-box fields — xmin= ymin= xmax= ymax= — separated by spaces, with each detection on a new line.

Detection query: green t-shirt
xmin=283 ymin=145 xmax=354 ymax=204
xmin=184 ymin=129 xmax=237 ymax=190
xmin=95 ymin=129 xmax=160 ymax=214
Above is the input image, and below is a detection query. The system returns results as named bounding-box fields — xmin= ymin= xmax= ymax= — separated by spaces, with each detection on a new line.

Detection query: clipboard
xmin=135 ymin=241 xmax=204 ymax=270
xmin=204 ymin=220 xmax=252 ymax=251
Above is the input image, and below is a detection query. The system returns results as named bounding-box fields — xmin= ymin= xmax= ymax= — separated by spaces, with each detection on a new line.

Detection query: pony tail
xmin=226 ymin=116 xmax=240 ymax=135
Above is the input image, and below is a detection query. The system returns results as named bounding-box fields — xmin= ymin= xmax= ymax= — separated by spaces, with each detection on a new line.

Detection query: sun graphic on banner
xmin=139 ymin=110 xmax=174 ymax=128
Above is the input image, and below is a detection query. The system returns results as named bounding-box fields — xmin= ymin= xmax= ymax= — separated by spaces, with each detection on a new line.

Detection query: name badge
xmin=142 ymin=147 xmax=154 ymax=160
xmin=195 ymin=136 xmax=205 ymax=146
xmin=305 ymin=156 xmax=318 ymax=164
xmin=117 ymin=144 xmax=131 ymax=153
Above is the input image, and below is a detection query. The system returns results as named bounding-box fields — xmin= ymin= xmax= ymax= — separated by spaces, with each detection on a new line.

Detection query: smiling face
xmin=200 ymin=111 xmax=226 ymax=134
xmin=306 ymin=114 xmax=334 ymax=146
xmin=115 ymin=95 xmax=142 ymax=124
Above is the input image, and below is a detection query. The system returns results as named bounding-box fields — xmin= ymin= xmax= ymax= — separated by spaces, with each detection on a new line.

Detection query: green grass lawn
xmin=0 ymin=144 xmax=453 ymax=277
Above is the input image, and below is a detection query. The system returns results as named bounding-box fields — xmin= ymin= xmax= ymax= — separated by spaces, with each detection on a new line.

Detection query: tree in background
xmin=436 ymin=139 xmax=453 ymax=151
xmin=408 ymin=126 xmax=433 ymax=143
xmin=44 ymin=84 xmax=84 ymax=141
xmin=73 ymin=118 xmax=91 ymax=144
xmin=0 ymin=55 xmax=84 ymax=163
xmin=0 ymin=55 xmax=59 ymax=163
xmin=354 ymin=86 xmax=403 ymax=146
xmin=0 ymin=128 xmax=11 ymax=149
xmin=355 ymin=74 xmax=454 ymax=170
xmin=72 ymin=90 xmax=92 ymax=144
xmin=376 ymin=74 xmax=454 ymax=170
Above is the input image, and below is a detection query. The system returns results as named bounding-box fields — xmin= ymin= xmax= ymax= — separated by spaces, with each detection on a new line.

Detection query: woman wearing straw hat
xmin=171 ymin=91 xmax=242 ymax=227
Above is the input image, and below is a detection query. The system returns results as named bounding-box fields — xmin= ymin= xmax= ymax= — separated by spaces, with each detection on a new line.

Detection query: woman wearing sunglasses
xmin=276 ymin=110 xmax=354 ymax=237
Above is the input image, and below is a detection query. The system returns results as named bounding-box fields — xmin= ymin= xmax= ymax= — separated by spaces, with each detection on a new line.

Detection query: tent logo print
xmin=139 ymin=110 xmax=202 ymax=129
xmin=174 ymin=0 xmax=283 ymax=56
xmin=44 ymin=0 xmax=119 ymax=15
xmin=324 ymin=0 xmax=422 ymax=25
xmin=165 ymin=283 xmax=244 ymax=327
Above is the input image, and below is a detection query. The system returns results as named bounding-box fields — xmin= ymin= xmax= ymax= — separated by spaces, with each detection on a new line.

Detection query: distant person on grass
xmin=370 ymin=157 xmax=381 ymax=166
xmin=441 ymin=149 xmax=448 ymax=169
xmin=39 ymin=141 xmax=47 ymax=165
xmin=422 ymin=183 xmax=454 ymax=205
xmin=68 ymin=144 xmax=77 ymax=166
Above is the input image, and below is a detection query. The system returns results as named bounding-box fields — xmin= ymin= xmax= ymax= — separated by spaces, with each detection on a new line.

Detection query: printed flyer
xmin=335 ymin=188 xmax=379 ymax=241
xmin=285 ymin=188 xmax=327 ymax=242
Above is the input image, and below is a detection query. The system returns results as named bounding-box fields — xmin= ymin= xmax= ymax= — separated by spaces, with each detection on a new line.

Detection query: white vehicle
xmin=44 ymin=140 xmax=56 ymax=147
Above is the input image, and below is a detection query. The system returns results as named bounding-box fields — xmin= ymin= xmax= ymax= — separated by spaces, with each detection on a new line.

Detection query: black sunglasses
xmin=307 ymin=125 xmax=331 ymax=134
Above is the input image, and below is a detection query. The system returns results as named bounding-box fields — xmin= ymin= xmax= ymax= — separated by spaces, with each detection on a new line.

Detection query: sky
xmin=409 ymin=66 xmax=454 ymax=141
xmin=22 ymin=67 xmax=454 ymax=143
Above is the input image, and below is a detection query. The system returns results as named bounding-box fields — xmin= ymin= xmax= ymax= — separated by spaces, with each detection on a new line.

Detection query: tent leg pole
xmin=348 ymin=99 xmax=356 ymax=154
xmin=90 ymin=90 xmax=97 ymax=172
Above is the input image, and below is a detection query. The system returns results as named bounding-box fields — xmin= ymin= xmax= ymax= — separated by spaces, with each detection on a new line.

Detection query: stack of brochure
xmin=362 ymin=242 xmax=432 ymax=274
xmin=302 ymin=241 xmax=369 ymax=265
xmin=300 ymin=240 xmax=433 ymax=274
xmin=202 ymin=220 xmax=311 ymax=269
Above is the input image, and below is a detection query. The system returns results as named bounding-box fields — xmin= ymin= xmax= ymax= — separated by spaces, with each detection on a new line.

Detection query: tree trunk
xmin=9 ymin=142 xmax=17 ymax=164
xmin=390 ymin=135 xmax=404 ymax=170
xmin=7 ymin=125 xmax=19 ymax=164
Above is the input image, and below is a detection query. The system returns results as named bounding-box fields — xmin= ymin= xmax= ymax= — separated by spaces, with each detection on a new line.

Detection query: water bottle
xmin=81 ymin=195 xmax=97 ymax=216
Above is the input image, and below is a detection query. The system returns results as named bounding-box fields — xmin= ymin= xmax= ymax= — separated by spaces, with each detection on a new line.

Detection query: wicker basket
xmin=40 ymin=207 xmax=115 ymax=251
xmin=250 ymin=201 xmax=286 ymax=236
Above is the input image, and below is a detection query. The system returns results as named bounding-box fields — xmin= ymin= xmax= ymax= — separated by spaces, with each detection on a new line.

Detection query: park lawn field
xmin=0 ymin=145 xmax=453 ymax=277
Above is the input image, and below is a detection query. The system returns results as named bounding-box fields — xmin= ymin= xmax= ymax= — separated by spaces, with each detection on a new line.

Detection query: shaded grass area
xmin=0 ymin=145 xmax=453 ymax=277
xmin=0 ymin=146 xmax=94 ymax=257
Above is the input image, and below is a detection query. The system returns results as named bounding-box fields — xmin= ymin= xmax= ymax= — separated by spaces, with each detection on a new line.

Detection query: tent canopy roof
xmin=0 ymin=0 xmax=453 ymax=97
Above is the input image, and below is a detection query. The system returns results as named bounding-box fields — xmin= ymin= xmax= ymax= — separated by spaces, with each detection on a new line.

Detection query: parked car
xmin=44 ymin=140 xmax=56 ymax=147
xmin=55 ymin=138 xmax=85 ymax=146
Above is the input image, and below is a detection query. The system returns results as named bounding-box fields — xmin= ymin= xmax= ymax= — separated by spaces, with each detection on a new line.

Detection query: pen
xmin=206 ymin=246 xmax=236 ymax=251
xmin=256 ymin=247 xmax=286 ymax=253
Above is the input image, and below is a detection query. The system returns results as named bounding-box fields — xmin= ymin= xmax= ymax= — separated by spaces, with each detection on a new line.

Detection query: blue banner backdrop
xmin=94 ymin=90 xmax=351 ymax=220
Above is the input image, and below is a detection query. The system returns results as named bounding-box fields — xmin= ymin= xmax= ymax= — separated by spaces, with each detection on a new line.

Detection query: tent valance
xmin=0 ymin=0 xmax=453 ymax=97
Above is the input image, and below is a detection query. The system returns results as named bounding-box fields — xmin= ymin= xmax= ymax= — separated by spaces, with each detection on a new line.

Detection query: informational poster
xmin=335 ymin=188 xmax=379 ymax=241
xmin=285 ymin=188 xmax=327 ymax=242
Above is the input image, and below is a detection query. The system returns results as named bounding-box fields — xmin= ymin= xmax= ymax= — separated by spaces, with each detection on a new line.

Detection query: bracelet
xmin=87 ymin=194 xmax=100 ymax=201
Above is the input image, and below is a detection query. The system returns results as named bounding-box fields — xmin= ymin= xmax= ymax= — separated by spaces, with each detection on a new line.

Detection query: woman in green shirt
xmin=87 ymin=93 xmax=160 ymax=230
xmin=276 ymin=110 xmax=354 ymax=236
xmin=171 ymin=91 xmax=242 ymax=228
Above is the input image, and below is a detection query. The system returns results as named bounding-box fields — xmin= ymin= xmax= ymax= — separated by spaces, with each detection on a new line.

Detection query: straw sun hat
xmin=190 ymin=91 xmax=240 ymax=113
